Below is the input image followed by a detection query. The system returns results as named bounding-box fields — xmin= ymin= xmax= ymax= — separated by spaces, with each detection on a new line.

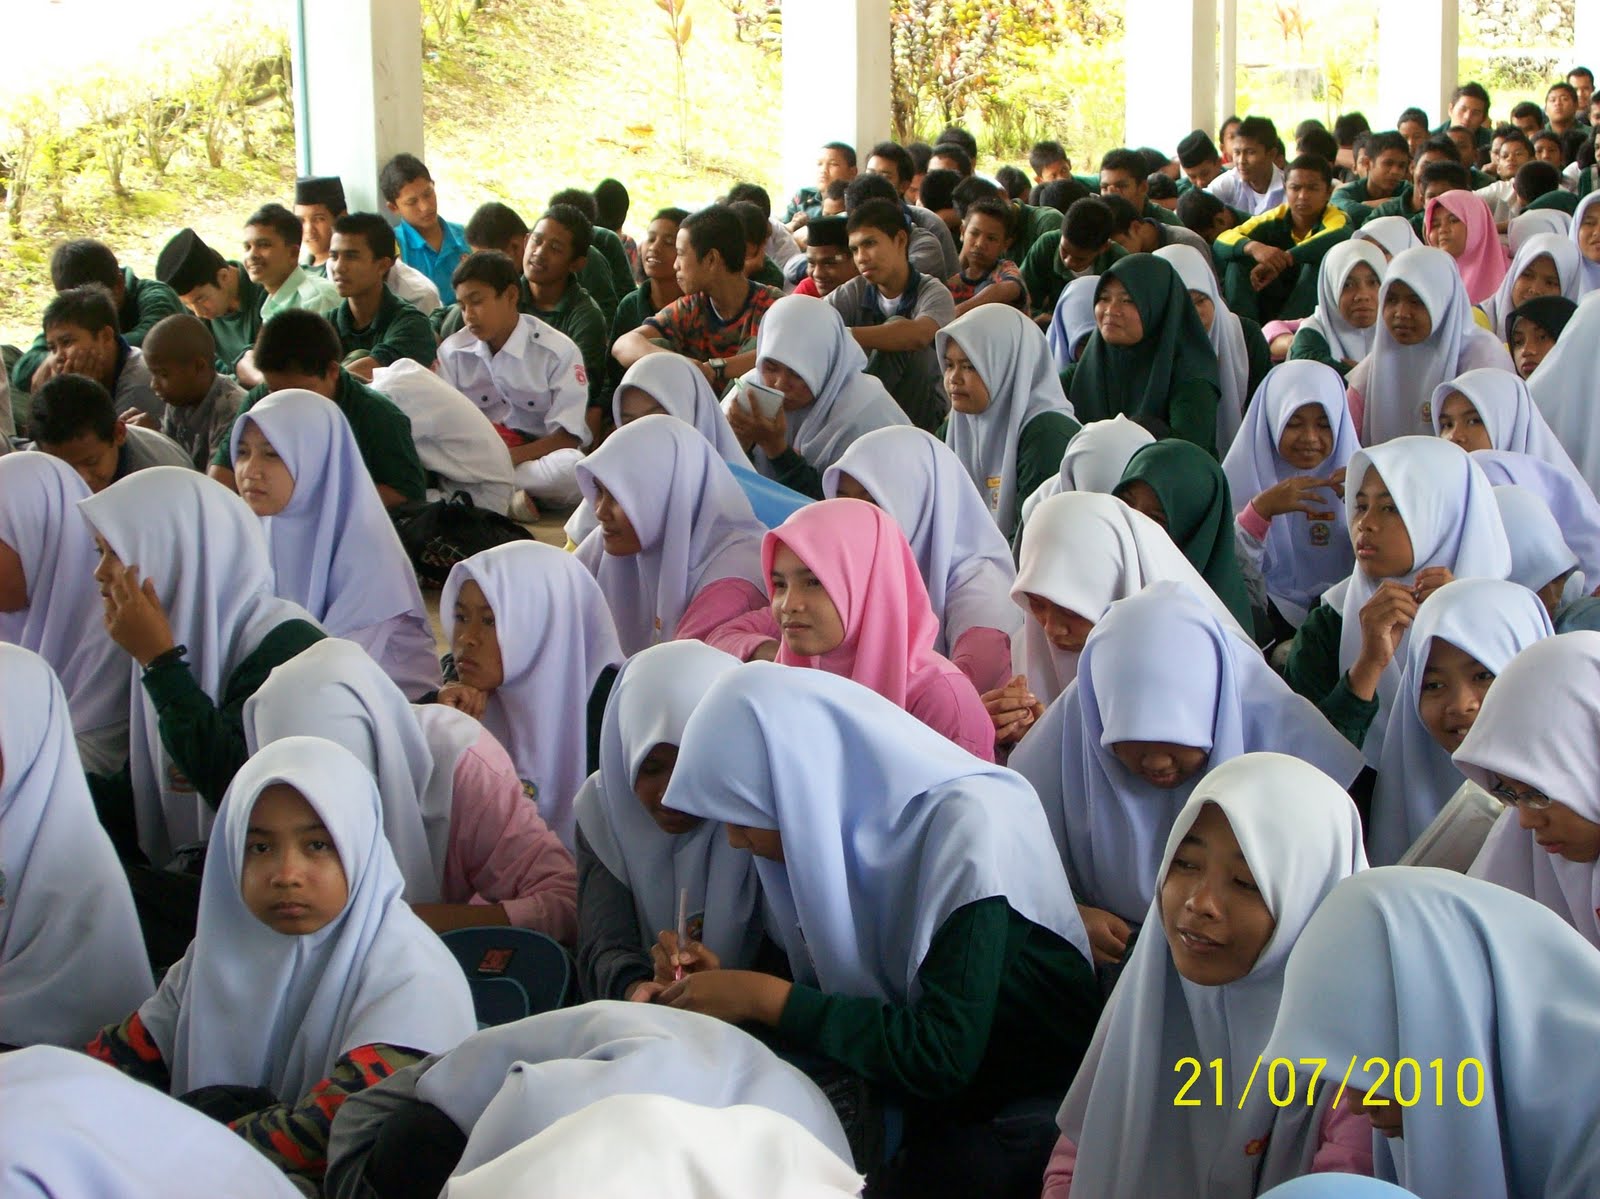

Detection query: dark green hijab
xmin=1526 ymin=189 xmax=1579 ymax=215
xmin=1114 ymin=438 xmax=1254 ymax=631
xmin=1067 ymin=253 xmax=1221 ymax=431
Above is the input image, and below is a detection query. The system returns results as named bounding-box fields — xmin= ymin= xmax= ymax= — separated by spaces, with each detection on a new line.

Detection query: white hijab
xmin=0 ymin=645 xmax=152 ymax=1049
xmin=78 ymin=467 xmax=317 ymax=867
xmin=0 ymin=1047 xmax=302 ymax=1199
xmin=1432 ymin=366 xmax=1585 ymax=481
xmin=1059 ymin=753 xmax=1366 ymax=1199
xmin=1508 ymin=207 xmax=1571 ymax=255
xmin=230 ymin=388 xmax=429 ymax=643
xmin=1527 ymin=289 xmax=1600 ymax=493
xmin=1328 ymin=437 xmax=1512 ymax=765
xmin=1456 ymin=632 xmax=1600 ymax=949
xmin=1569 ymin=191 xmax=1600 ymax=292
xmin=663 ymin=663 xmax=1092 ymax=994
xmin=412 ymin=1002 xmax=853 ymax=1176
xmin=1472 ymin=447 xmax=1600 ymax=588
xmin=1018 ymin=414 xmax=1156 ymax=528
xmin=1298 ymin=240 xmax=1388 ymax=365
xmin=441 ymin=542 xmax=623 ymax=848
xmin=1263 ymin=867 xmax=1600 ymax=1199
xmin=1047 ymin=274 xmax=1100 ymax=372
xmin=244 ymin=638 xmax=467 ymax=902
xmin=444 ymin=1094 xmax=865 ymax=1199
xmin=574 ymin=414 xmax=765 ymax=655
xmin=1351 ymin=215 xmax=1421 ymax=259
xmin=938 ymin=304 xmax=1076 ymax=531
xmin=0 ymin=451 xmax=127 ymax=768
xmin=1157 ymin=242 xmax=1250 ymax=452
xmin=1367 ymin=579 xmax=1553 ymax=866
xmin=137 ymin=737 xmax=475 ymax=1099
xmin=824 ymin=425 xmax=1022 ymax=654
xmin=573 ymin=641 xmax=763 ymax=969
xmin=610 ymin=352 xmax=747 ymax=464
xmin=1008 ymin=582 xmax=1362 ymax=923
xmin=1350 ymin=246 xmax=1513 ymax=446
xmin=1494 ymin=483 xmax=1582 ymax=596
xmin=1011 ymin=492 xmax=1247 ymax=705
xmin=1222 ymin=361 xmax=1361 ymax=621
xmin=744 ymin=294 xmax=910 ymax=477
xmin=1480 ymin=232 xmax=1584 ymax=336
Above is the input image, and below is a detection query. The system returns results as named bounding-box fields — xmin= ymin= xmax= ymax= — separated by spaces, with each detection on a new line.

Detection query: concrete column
xmin=1125 ymin=0 xmax=1218 ymax=151
xmin=292 ymin=0 xmax=426 ymax=215
xmin=1219 ymin=0 xmax=1237 ymax=129
xmin=1377 ymin=0 xmax=1458 ymax=128
xmin=781 ymin=0 xmax=892 ymax=197
xmin=1576 ymin=0 xmax=1600 ymax=80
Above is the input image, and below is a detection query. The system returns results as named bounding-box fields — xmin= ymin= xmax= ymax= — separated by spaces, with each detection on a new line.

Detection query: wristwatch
xmin=708 ymin=358 xmax=727 ymax=389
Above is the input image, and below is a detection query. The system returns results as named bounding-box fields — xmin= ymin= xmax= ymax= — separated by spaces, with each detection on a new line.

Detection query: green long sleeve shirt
xmin=1019 ymin=235 xmax=1126 ymax=319
xmin=1010 ymin=410 xmax=1081 ymax=540
xmin=776 ymin=897 xmax=1100 ymax=1115
xmin=1281 ymin=602 xmax=1382 ymax=748
xmin=1212 ymin=203 xmax=1352 ymax=266
xmin=11 ymin=269 xmax=182 ymax=396
xmin=332 ymin=288 xmax=438 ymax=369
xmin=1288 ymin=325 xmax=1355 ymax=378
xmin=523 ymin=278 xmax=609 ymax=409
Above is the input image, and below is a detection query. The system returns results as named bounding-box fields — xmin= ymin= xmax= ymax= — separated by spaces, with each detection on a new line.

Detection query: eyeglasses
xmin=1487 ymin=777 xmax=1554 ymax=811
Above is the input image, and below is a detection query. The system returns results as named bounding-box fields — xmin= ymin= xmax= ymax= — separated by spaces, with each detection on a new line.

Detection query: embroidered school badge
xmin=1308 ymin=521 xmax=1331 ymax=547
xmin=520 ymin=779 xmax=540 ymax=803
xmin=1419 ymin=400 xmax=1432 ymax=426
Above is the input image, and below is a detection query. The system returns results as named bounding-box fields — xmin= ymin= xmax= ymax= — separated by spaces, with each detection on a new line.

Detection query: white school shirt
xmin=1207 ymin=165 xmax=1286 ymax=216
xmin=437 ymin=314 xmax=591 ymax=445
xmin=387 ymin=256 xmax=442 ymax=315
xmin=368 ymin=359 xmax=516 ymax=514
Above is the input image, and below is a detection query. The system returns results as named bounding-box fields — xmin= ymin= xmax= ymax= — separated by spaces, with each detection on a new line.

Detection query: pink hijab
xmin=1425 ymin=191 xmax=1509 ymax=305
xmin=763 ymin=498 xmax=948 ymax=709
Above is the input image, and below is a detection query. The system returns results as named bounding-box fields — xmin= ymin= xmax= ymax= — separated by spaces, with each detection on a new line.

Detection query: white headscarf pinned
xmin=1508 ymin=207 xmax=1571 ymax=255
xmin=1018 ymin=414 xmax=1156 ymax=528
xmin=1047 ymin=275 xmax=1100 ymax=372
xmin=1480 ymin=232 xmax=1584 ymax=336
xmin=1351 ymin=215 xmax=1421 ymax=259
xmin=1527 ymin=289 xmax=1600 ymax=492
xmin=1568 ymin=191 xmax=1600 ymax=292
xmin=1298 ymin=240 xmax=1388 ymax=365
xmin=1493 ymin=484 xmax=1581 ymax=595
xmin=1432 ymin=366 xmax=1584 ymax=480
xmin=1472 ymin=447 xmax=1600 ymax=587
xmin=610 ymin=352 xmax=747 ymax=464
xmin=1156 ymin=243 xmax=1250 ymax=452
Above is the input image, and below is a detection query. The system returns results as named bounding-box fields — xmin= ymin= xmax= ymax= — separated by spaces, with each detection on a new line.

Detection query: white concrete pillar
xmin=1576 ymin=0 xmax=1600 ymax=80
xmin=781 ymin=0 xmax=892 ymax=196
xmin=1219 ymin=0 xmax=1237 ymax=130
xmin=1377 ymin=0 xmax=1458 ymax=128
xmin=292 ymin=0 xmax=426 ymax=215
xmin=1125 ymin=0 xmax=1217 ymax=152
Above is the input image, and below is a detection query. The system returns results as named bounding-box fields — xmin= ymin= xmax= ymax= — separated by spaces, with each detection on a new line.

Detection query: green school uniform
xmin=932 ymin=409 xmax=1082 ymax=542
xmin=218 ymin=369 xmax=426 ymax=502
xmin=1212 ymin=203 xmax=1353 ymax=323
xmin=1073 ymin=173 xmax=1101 ymax=194
xmin=1329 ymin=179 xmax=1395 ymax=227
xmin=753 ymin=257 xmax=787 ymax=291
xmin=1144 ymin=199 xmax=1182 ymax=227
xmin=208 ymin=266 xmax=268 ymax=374
xmin=1008 ymin=202 xmax=1064 ymax=262
xmin=1240 ymin=315 xmax=1272 ymax=399
xmin=524 ymin=277 xmax=609 ymax=409
xmin=331 ymin=287 xmax=438 ymax=369
xmin=87 ymin=619 xmax=327 ymax=862
xmin=1431 ymin=121 xmax=1493 ymax=152
xmin=609 ymin=279 xmax=680 ymax=390
xmin=1282 ymin=602 xmax=1383 ymax=748
xmin=591 ymin=226 xmax=636 ymax=308
xmin=10 ymin=268 xmax=182 ymax=396
xmin=1527 ymin=190 xmax=1579 ymax=216
xmin=777 ymin=897 xmax=1100 ymax=1112
xmin=1289 ymin=324 xmax=1356 ymax=378
xmin=1577 ymin=168 xmax=1599 ymax=199
xmin=575 ymin=254 xmax=619 ymax=328
xmin=1367 ymin=186 xmax=1427 ymax=236
xmin=1068 ymin=254 xmax=1222 ymax=457
xmin=1019 ymin=234 xmax=1126 ymax=318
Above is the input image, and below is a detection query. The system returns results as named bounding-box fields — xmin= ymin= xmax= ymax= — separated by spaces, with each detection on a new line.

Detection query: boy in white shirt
xmin=436 ymin=250 xmax=589 ymax=516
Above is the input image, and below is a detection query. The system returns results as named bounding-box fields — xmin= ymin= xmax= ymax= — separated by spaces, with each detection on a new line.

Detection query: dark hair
xmin=1419 ymin=159 xmax=1472 ymax=193
xmin=952 ymin=175 xmax=1003 ymax=218
xmin=1570 ymin=66 xmax=1595 ymax=85
xmin=378 ymin=152 xmax=432 ymax=203
xmin=1097 ymin=193 xmax=1140 ymax=235
xmin=1548 ymin=81 xmax=1580 ymax=104
xmin=1296 ymin=127 xmax=1340 ymax=164
xmin=30 ymin=373 xmax=117 ymax=445
xmin=1352 ymin=132 xmax=1372 ymax=160
xmin=1452 ymin=82 xmax=1490 ymax=107
xmin=1286 ymin=153 xmax=1334 ymax=188
xmin=1294 ymin=118 xmax=1326 ymax=140
xmin=540 ymin=204 xmax=594 ymax=260
xmin=934 ymin=125 xmax=978 ymax=160
xmin=1219 ymin=115 xmax=1242 ymax=140
xmin=1499 ymin=129 xmax=1534 ymax=156
xmin=823 ymin=178 xmax=851 ymax=202
xmin=996 ymin=164 xmax=1030 ymax=200
xmin=917 ymin=168 xmax=961 ymax=214
xmin=593 ymin=179 xmax=630 ymax=230
xmin=822 ymin=140 xmax=858 ymax=167
xmin=1177 ymin=187 xmax=1228 ymax=236
xmin=907 ymin=142 xmax=933 ymax=174
xmin=1029 ymin=140 xmax=1068 ymax=173
xmin=1036 ymin=177 xmax=1090 ymax=214
xmin=845 ymin=172 xmax=902 ymax=210
xmin=1177 ymin=130 xmax=1220 ymax=168
xmin=929 ymin=142 xmax=974 ymax=176
xmin=548 ymin=187 xmax=599 ymax=222
xmin=1562 ymin=128 xmax=1589 ymax=164
xmin=962 ymin=196 xmax=1014 ymax=239
xmin=867 ymin=141 xmax=915 ymax=187
xmin=1397 ymin=106 xmax=1430 ymax=128
xmin=1333 ymin=111 xmax=1370 ymax=145
xmin=1420 ymin=135 xmax=1459 ymax=161
xmin=1532 ymin=129 xmax=1565 ymax=153
xmin=1511 ymin=100 xmax=1544 ymax=123
xmin=42 ymin=284 xmax=119 ymax=337
xmin=653 ymin=206 xmax=690 ymax=225
xmin=1062 ymin=196 xmax=1114 ymax=250
xmin=333 ymin=212 xmax=397 ymax=262
xmin=680 ymin=205 xmax=745 ymax=273
xmin=846 ymin=197 xmax=908 ymax=243
xmin=724 ymin=182 xmax=773 ymax=219
xmin=728 ymin=200 xmax=769 ymax=250
xmin=1099 ymin=147 xmax=1147 ymax=180
xmin=1235 ymin=116 xmax=1278 ymax=149
xmin=244 ymin=202 xmax=302 ymax=247
xmin=1513 ymin=160 xmax=1564 ymax=204
xmin=1136 ymin=147 xmax=1171 ymax=176
xmin=49 ymin=239 xmax=120 ymax=292
xmin=1368 ymin=131 xmax=1411 ymax=160
xmin=464 ymin=202 xmax=529 ymax=251
xmin=1145 ymin=172 xmax=1178 ymax=201
xmin=254 ymin=309 xmax=342 ymax=376
xmin=450 ymin=249 xmax=522 ymax=294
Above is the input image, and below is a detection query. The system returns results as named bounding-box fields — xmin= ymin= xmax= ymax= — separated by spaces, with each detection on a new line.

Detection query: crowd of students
xmin=5 ymin=66 xmax=1600 ymax=1199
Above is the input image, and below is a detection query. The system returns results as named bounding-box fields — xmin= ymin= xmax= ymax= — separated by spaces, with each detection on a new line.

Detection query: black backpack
xmin=391 ymin=490 xmax=534 ymax=588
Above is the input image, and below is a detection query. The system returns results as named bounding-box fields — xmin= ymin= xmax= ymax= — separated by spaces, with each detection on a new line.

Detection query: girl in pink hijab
xmin=712 ymin=499 xmax=995 ymax=760
xmin=1425 ymin=191 xmax=1509 ymax=306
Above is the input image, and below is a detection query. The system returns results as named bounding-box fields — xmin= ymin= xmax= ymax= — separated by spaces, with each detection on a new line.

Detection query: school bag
xmin=390 ymin=490 xmax=534 ymax=588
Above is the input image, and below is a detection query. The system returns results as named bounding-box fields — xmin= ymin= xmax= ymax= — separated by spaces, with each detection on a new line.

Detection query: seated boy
xmin=153 ymin=228 xmax=265 ymax=380
xmin=1175 ymin=131 xmax=1224 ymax=191
xmin=592 ymin=177 xmax=638 ymax=281
xmin=327 ymin=213 xmax=439 ymax=378
xmin=1509 ymin=101 xmax=1544 ymax=137
xmin=1099 ymin=148 xmax=1183 ymax=225
xmin=918 ymin=167 xmax=964 ymax=242
xmin=1020 ymin=196 xmax=1126 ymax=319
xmin=793 ymin=215 xmax=858 ymax=298
xmin=947 ymin=197 xmax=1028 ymax=315
xmin=730 ymin=200 xmax=789 ymax=291
xmin=550 ymin=187 xmax=635 ymax=322
xmin=612 ymin=204 xmax=781 ymax=395
xmin=784 ymin=141 xmax=858 ymax=229
xmin=10 ymin=238 xmax=181 ymax=397
xmin=139 ymin=313 xmax=244 ymax=470
xmin=244 ymin=202 xmax=339 ymax=320
xmin=1147 ymin=171 xmax=1180 ymax=211
xmin=520 ymin=205 xmax=610 ymax=424
xmin=294 ymin=174 xmax=441 ymax=313
xmin=1213 ymin=153 xmax=1351 ymax=322
xmin=1101 ymin=194 xmax=1217 ymax=279
xmin=1177 ymin=188 xmax=1242 ymax=244
xmin=1478 ymin=134 xmax=1538 ymax=226
xmin=209 ymin=310 xmax=426 ymax=508
xmin=433 ymin=201 xmax=532 ymax=338
xmin=30 ymin=374 xmax=191 ymax=493
xmin=846 ymin=172 xmax=952 ymax=276
xmin=41 ymin=285 xmax=163 ymax=419
xmin=1206 ymin=116 xmax=1287 ymax=215
xmin=379 ymin=152 xmax=469 ymax=298
xmin=725 ymin=181 xmax=802 ymax=271
xmin=820 ymin=178 xmax=849 ymax=216
xmin=826 ymin=197 xmax=956 ymax=431
xmin=610 ymin=206 xmax=687 ymax=371
xmin=1030 ymin=139 xmax=1073 ymax=185
xmin=1367 ymin=141 xmax=1468 ymax=233
xmin=1331 ymin=130 xmax=1411 ymax=225
xmin=436 ymin=250 xmax=590 ymax=516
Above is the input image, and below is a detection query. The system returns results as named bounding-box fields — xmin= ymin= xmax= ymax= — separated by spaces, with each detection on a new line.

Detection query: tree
xmin=0 ymin=93 xmax=60 ymax=229
xmin=658 ymin=0 xmax=695 ymax=164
